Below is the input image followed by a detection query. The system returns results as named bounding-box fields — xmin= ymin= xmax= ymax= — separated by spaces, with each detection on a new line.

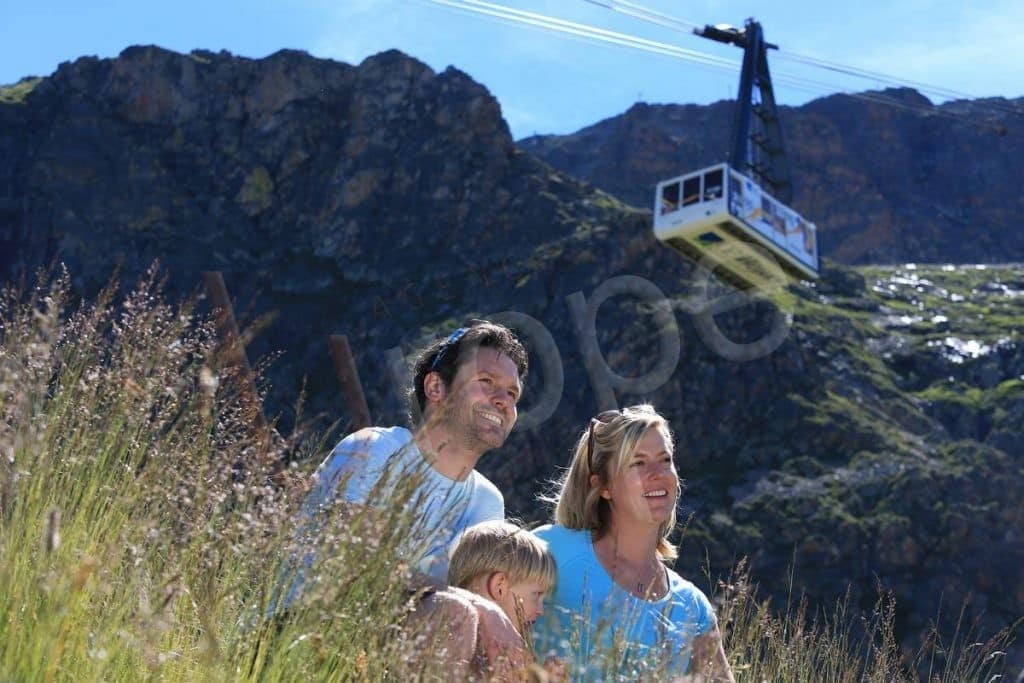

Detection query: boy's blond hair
xmin=448 ymin=521 xmax=557 ymax=591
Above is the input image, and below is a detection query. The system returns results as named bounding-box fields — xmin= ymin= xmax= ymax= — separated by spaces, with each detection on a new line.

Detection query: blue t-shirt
xmin=533 ymin=524 xmax=715 ymax=680
xmin=303 ymin=426 xmax=504 ymax=584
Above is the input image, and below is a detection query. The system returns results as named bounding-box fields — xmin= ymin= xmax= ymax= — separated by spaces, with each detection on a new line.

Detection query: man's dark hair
xmin=409 ymin=320 xmax=528 ymax=422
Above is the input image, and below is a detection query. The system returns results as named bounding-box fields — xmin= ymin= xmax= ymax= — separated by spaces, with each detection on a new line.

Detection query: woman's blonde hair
xmin=448 ymin=520 xmax=557 ymax=591
xmin=548 ymin=404 xmax=678 ymax=561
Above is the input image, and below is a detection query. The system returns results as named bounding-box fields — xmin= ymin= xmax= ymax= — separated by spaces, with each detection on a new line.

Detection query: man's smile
xmin=477 ymin=410 xmax=503 ymax=427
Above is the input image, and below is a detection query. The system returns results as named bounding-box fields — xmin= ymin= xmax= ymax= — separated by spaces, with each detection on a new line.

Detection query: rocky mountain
xmin=519 ymin=92 xmax=1024 ymax=264
xmin=1 ymin=47 xmax=1021 ymax=669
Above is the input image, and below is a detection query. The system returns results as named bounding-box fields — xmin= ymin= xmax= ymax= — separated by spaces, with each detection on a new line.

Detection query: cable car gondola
xmin=653 ymin=19 xmax=819 ymax=289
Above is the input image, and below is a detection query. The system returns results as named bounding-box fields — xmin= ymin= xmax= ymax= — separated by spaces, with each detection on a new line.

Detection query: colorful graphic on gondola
xmin=653 ymin=163 xmax=819 ymax=280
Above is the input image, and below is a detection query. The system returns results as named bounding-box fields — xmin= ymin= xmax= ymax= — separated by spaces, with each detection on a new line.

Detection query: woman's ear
xmin=589 ymin=474 xmax=611 ymax=500
xmin=486 ymin=571 xmax=509 ymax=600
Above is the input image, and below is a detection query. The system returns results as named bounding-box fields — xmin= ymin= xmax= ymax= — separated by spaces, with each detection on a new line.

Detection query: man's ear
xmin=423 ymin=371 xmax=447 ymax=405
xmin=486 ymin=571 xmax=509 ymax=600
xmin=589 ymin=474 xmax=611 ymax=500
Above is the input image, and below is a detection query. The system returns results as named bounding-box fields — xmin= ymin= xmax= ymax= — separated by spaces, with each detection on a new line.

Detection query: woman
xmin=534 ymin=405 xmax=733 ymax=681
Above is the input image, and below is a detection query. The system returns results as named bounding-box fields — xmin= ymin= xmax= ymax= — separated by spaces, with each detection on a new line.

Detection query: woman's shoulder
xmin=534 ymin=526 xmax=605 ymax=602
xmin=533 ymin=525 xmax=592 ymax=561
xmin=665 ymin=569 xmax=716 ymax=628
xmin=665 ymin=569 xmax=711 ymax=600
xmin=533 ymin=523 xmax=587 ymax=542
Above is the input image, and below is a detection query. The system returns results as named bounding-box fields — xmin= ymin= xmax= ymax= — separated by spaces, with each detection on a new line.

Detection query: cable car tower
xmin=653 ymin=19 xmax=819 ymax=289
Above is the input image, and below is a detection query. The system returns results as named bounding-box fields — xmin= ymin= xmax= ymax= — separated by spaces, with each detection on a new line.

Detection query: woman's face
xmin=602 ymin=426 xmax=678 ymax=527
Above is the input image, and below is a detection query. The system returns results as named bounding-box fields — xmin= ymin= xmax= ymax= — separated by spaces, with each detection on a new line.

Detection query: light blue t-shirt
xmin=303 ymin=426 xmax=504 ymax=584
xmin=533 ymin=524 xmax=715 ymax=680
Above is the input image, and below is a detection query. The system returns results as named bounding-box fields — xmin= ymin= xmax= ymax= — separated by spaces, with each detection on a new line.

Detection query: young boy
xmin=448 ymin=521 xmax=556 ymax=635
xmin=448 ymin=521 xmax=568 ymax=681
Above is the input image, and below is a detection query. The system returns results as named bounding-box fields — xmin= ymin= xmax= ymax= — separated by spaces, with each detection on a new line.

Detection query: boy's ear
xmin=486 ymin=571 xmax=509 ymax=600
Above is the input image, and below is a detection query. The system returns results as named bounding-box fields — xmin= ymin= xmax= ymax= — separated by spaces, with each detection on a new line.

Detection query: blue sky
xmin=3 ymin=0 xmax=1021 ymax=138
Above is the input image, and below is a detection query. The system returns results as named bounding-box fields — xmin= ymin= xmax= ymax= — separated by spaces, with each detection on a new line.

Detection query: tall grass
xmin=0 ymin=268 xmax=1016 ymax=681
xmin=0 ymin=268 xmax=443 ymax=681
xmin=713 ymin=559 xmax=1016 ymax=682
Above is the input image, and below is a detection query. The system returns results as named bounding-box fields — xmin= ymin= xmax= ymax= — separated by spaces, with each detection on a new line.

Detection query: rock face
xmin=519 ymin=92 xmax=1024 ymax=264
xmin=1 ymin=47 xmax=1022 ymax=670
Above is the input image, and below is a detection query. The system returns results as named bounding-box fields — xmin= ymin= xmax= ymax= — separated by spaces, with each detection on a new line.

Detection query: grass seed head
xmin=44 ymin=506 xmax=61 ymax=554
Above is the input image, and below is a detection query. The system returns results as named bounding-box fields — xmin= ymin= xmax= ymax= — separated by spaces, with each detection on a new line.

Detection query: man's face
xmin=440 ymin=347 xmax=522 ymax=452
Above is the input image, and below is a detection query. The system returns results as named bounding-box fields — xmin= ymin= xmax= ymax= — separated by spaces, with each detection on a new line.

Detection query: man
xmin=301 ymin=320 xmax=529 ymax=675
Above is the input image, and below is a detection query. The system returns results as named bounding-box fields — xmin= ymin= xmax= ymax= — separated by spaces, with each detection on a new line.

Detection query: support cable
xmin=583 ymin=0 xmax=1024 ymax=119
xmin=431 ymin=0 xmax=1011 ymax=130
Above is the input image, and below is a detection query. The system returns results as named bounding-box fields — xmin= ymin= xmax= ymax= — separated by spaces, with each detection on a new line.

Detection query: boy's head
xmin=448 ymin=521 xmax=556 ymax=631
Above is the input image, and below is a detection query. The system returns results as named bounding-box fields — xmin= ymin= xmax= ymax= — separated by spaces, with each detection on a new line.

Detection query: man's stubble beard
xmin=442 ymin=395 xmax=505 ymax=457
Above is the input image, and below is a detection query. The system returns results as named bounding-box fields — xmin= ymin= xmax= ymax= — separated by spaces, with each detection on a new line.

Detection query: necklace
xmin=634 ymin=561 xmax=667 ymax=599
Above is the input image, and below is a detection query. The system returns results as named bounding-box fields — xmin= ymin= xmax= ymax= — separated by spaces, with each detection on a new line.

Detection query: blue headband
xmin=429 ymin=327 xmax=469 ymax=371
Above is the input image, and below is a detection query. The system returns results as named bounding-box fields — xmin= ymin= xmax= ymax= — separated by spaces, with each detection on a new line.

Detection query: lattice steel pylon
xmin=696 ymin=19 xmax=793 ymax=205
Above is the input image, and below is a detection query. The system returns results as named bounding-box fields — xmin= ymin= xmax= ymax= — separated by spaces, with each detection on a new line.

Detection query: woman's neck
xmin=593 ymin=518 xmax=666 ymax=599
xmin=601 ymin=517 xmax=660 ymax=563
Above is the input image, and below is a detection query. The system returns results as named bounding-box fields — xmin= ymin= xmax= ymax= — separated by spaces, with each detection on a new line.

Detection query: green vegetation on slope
xmin=0 ymin=268 xmax=1014 ymax=680
xmin=0 ymin=77 xmax=42 ymax=104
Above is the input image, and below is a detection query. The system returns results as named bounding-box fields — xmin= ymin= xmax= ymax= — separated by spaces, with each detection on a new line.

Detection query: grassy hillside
xmin=0 ymin=267 xmax=1016 ymax=681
